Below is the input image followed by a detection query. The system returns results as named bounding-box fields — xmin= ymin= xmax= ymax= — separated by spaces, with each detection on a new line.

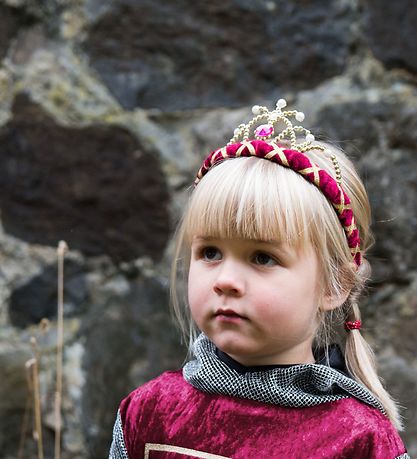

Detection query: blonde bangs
xmin=182 ymin=157 xmax=336 ymax=251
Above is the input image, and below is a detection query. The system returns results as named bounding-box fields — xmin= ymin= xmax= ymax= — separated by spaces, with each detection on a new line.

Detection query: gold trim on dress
xmin=144 ymin=443 xmax=231 ymax=459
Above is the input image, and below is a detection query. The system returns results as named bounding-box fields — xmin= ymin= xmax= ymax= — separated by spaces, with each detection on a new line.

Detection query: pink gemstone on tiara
xmin=255 ymin=124 xmax=274 ymax=138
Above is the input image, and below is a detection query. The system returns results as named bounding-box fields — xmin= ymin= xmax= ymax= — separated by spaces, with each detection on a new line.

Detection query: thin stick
xmin=17 ymin=392 xmax=31 ymax=459
xmin=26 ymin=356 xmax=44 ymax=459
xmin=55 ymin=240 xmax=68 ymax=459
xmin=19 ymin=359 xmax=35 ymax=459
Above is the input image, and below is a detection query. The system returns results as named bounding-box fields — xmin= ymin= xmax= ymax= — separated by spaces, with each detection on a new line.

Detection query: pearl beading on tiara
xmin=228 ymin=98 xmax=342 ymax=185
xmin=230 ymin=99 xmax=315 ymax=150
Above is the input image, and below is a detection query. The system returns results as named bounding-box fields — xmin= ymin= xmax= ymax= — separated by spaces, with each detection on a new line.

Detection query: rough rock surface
xmin=0 ymin=93 xmax=170 ymax=263
xmin=84 ymin=0 xmax=354 ymax=110
xmin=9 ymin=258 xmax=88 ymax=328
xmin=363 ymin=0 xmax=417 ymax=75
xmin=0 ymin=4 xmax=24 ymax=60
xmin=0 ymin=341 xmax=31 ymax=454
xmin=0 ymin=0 xmax=416 ymax=457
xmin=316 ymin=95 xmax=417 ymax=279
xmin=81 ymin=273 xmax=185 ymax=457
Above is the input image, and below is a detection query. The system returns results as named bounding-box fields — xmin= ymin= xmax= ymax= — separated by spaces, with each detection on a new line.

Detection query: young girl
xmin=109 ymin=99 xmax=409 ymax=458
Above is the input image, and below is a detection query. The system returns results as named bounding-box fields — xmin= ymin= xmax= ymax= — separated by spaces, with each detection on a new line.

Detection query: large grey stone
xmin=9 ymin=259 xmax=88 ymax=328
xmin=0 ymin=93 xmax=171 ymax=262
xmin=363 ymin=0 xmax=417 ymax=75
xmin=84 ymin=0 xmax=354 ymax=110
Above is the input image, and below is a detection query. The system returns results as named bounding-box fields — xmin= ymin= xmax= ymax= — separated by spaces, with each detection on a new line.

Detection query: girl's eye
xmin=253 ymin=252 xmax=277 ymax=266
xmin=201 ymin=246 xmax=222 ymax=261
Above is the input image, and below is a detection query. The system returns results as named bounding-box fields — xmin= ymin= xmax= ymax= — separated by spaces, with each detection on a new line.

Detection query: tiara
xmin=195 ymin=99 xmax=361 ymax=265
xmin=228 ymin=98 xmax=342 ymax=184
xmin=230 ymin=99 xmax=313 ymax=149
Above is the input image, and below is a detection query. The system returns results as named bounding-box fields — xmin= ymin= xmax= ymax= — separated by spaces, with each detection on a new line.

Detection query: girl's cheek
xmin=187 ymin=290 xmax=200 ymax=314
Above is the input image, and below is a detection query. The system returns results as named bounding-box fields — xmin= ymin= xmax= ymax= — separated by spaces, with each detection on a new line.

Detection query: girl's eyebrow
xmin=253 ymin=239 xmax=279 ymax=245
xmin=251 ymin=238 xmax=285 ymax=248
xmin=250 ymin=240 xmax=301 ymax=259
xmin=192 ymin=236 xmax=215 ymax=242
xmin=255 ymin=241 xmax=293 ymax=256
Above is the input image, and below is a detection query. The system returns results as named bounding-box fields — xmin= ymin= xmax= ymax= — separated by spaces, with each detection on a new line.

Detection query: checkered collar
xmin=183 ymin=334 xmax=384 ymax=413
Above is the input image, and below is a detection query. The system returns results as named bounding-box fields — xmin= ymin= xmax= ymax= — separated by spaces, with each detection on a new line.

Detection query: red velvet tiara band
xmin=194 ymin=100 xmax=361 ymax=266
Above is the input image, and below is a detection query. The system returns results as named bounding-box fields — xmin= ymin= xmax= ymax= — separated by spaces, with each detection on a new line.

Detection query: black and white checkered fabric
xmin=183 ymin=334 xmax=386 ymax=414
xmin=109 ymin=410 xmax=129 ymax=459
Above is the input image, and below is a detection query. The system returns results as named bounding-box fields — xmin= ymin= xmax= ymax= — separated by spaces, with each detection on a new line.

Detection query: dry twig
xmin=26 ymin=342 xmax=44 ymax=459
xmin=55 ymin=240 xmax=68 ymax=459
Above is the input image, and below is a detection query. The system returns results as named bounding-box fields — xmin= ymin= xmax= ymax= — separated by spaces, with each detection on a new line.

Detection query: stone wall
xmin=0 ymin=0 xmax=416 ymax=457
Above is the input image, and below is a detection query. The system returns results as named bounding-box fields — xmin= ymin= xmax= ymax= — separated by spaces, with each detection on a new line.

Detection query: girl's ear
xmin=320 ymin=262 xmax=356 ymax=311
xmin=321 ymin=289 xmax=350 ymax=312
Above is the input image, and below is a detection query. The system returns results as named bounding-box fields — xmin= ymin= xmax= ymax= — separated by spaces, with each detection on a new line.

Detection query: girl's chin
xmin=210 ymin=335 xmax=257 ymax=359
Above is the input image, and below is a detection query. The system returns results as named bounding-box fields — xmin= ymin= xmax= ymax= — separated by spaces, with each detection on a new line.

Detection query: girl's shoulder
xmin=329 ymin=397 xmax=408 ymax=456
xmin=115 ymin=370 xmax=211 ymax=457
xmin=120 ymin=370 xmax=187 ymax=414
xmin=124 ymin=370 xmax=184 ymax=398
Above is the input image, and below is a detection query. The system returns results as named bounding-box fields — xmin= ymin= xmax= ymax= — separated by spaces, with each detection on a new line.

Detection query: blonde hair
xmin=170 ymin=143 xmax=403 ymax=430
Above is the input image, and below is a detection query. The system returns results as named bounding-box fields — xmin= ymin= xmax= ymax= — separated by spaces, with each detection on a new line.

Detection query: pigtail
xmin=344 ymin=288 xmax=404 ymax=430
xmin=308 ymin=144 xmax=405 ymax=431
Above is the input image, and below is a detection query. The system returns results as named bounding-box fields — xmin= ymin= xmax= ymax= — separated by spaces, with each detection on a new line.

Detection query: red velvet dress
xmin=109 ymin=336 xmax=409 ymax=459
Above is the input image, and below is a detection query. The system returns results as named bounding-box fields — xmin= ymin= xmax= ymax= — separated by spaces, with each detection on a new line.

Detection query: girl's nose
xmin=213 ymin=261 xmax=245 ymax=296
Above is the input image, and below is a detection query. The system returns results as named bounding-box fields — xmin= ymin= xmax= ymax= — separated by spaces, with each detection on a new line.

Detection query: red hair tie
xmin=344 ymin=320 xmax=362 ymax=332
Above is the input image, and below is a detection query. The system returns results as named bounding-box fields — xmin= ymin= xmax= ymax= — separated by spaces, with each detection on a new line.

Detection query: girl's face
xmin=188 ymin=236 xmax=323 ymax=366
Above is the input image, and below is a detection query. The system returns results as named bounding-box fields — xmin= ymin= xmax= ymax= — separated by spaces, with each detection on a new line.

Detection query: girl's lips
xmin=214 ymin=309 xmax=247 ymax=321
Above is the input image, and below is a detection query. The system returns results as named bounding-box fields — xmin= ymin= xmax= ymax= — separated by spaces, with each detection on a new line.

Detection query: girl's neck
xmin=215 ymin=344 xmax=348 ymax=375
xmin=224 ymin=346 xmax=316 ymax=367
